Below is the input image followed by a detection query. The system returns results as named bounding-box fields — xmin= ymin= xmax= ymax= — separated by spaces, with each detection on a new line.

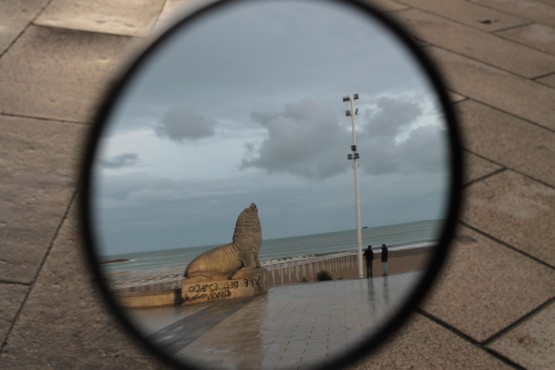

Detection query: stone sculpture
xmin=184 ymin=203 xmax=264 ymax=282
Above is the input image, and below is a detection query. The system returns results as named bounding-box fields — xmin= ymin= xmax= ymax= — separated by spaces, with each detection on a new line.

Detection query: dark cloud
xmin=401 ymin=125 xmax=447 ymax=173
xmin=365 ymin=97 xmax=422 ymax=138
xmin=99 ymin=153 xmax=139 ymax=169
xmin=241 ymin=97 xmax=446 ymax=179
xmin=359 ymin=97 xmax=446 ymax=175
xmin=241 ymin=100 xmax=350 ymax=179
xmin=154 ymin=107 xmax=216 ymax=142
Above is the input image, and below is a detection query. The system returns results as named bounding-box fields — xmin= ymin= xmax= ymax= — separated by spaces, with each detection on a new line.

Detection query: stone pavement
xmin=127 ymin=273 xmax=421 ymax=370
xmin=0 ymin=0 xmax=554 ymax=369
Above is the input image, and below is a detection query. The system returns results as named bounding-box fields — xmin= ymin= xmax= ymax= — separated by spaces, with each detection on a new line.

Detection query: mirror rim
xmin=79 ymin=0 xmax=463 ymax=369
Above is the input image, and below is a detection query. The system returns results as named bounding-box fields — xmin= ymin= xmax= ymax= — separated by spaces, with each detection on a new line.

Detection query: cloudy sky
xmin=92 ymin=0 xmax=451 ymax=256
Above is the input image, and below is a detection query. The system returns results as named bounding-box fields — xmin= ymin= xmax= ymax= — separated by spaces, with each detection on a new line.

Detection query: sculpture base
xmin=182 ymin=268 xmax=267 ymax=305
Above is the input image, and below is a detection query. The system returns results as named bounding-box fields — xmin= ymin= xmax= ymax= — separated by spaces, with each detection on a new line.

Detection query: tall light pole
xmin=343 ymin=93 xmax=363 ymax=279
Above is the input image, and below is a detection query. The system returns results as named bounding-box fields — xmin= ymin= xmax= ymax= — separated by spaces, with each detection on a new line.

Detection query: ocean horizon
xmin=100 ymin=219 xmax=442 ymax=273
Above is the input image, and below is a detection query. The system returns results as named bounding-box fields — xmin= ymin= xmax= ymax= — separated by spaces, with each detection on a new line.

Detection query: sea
xmin=100 ymin=219 xmax=442 ymax=273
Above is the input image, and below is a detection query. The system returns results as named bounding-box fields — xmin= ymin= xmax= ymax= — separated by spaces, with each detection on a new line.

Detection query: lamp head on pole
xmin=342 ymin=96 xmax=350 ymax=102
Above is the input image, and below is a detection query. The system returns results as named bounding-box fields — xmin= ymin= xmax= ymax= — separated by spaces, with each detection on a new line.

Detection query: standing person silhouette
xmin=381 ymin=244 xmax=389 ymax=276
xmin=363 ymin=245 xmax=374 ymax=278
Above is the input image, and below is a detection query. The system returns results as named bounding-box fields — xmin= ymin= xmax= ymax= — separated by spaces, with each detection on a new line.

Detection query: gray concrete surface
xmin=1 ymin=0 xmax=554 ymax=369
xmin=128 ymin=273 xmax=421 ymax=370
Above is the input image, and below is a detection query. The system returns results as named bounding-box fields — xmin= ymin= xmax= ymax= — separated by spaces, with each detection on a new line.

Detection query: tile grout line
xmin=0 ymin=279 xmax=31 ymax=286
xmin=397 ymin=11 xmax=555 ymax=77
xmin=0 ymin=189 xmax=78 ymax=352
xmin=461 ymin=0 xmax=555 ymax=24
xmin=392 ymin=0 xmax=533 ymax=35
xmin=421 ymin=37 xmax=555 ymax=92
xmin=459 ymin=221 xmax=555 ymax=271
xmin=534 ymin=78 xmax=555 ymax=89
xmin=456 ymin=94 xmax=555 ymax=135
xmin=447 ymin=95 xmax=555 ymax=139
xmin=461 ymin=147 xmax=507 ymax=168
xmin=415 ymin=310 xmax=527 ymax=370
xmin=463 ymin=167 xmax=507 ymax=188
xmin=490 ymin=21 xmax=535 ymax=34
xmin=0 ymin=112 xmax=91 ymax=126
xmin=0 ymin=0 xmax=54 ymax=60
xmin=422 ymin=41 xmax=555 ymax=89
xmin=481 ymin=296 xmax=555 ymax=346
xmin=461 ymin=148 xmax=555 ymax=191
xmin=532 ymin=70 xmax=555 ymax=80
xmin=493 ymin=31 xmax=555 ymax=58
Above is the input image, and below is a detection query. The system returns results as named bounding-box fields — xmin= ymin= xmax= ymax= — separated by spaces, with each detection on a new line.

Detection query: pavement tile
xmin=395 ymin=8 xmax=555 ymax=78
xmin=0 ymin=25 xmax=137 ymax=123
xmin=348 ymin=314 xmax=512 ymax=369
xmin=462 ymin=150 xmax=502 ymax=185
xmin=395 ymin=0 xmax=529 ymax=32
xmin=426 ymin=46 xmax=555 ymax=131
xmin=0 ymin=283 xmax=28 ymax=345
xmin=469 ymin=0 xmax=555 ymax=28
xmin=34 ymin=0 xmax=165 ymax=37
xmin=0 ymin=115 xmax=84 ymax=283
xmin=496 ymin=23 xmax=555 ymax=55
xmin=161 ymin=276 xmax=419 ymax=369
xmin=461 ymin=170 xmax=555 ymax=267
xmin=127 ymin=304 xmax=208 ymax=335
xmin=488 ymin=301 xmax=555 ymax=370
xmin=0 ymin=0 xmax=49 ymax=54
xmin=154 ymin=0 xmax=408 ymax=36
xmin=421 ymin=225 xmax=555 ymax=342
xmin=0 ymin=203 xmax=169 ymax=369
xmin=536 ymin=72 xmax=555 ymax=88
xmin=458 ymin=100 xmax=555 ymax=187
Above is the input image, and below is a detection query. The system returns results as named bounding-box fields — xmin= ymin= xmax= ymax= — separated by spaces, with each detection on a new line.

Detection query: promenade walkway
xmin=1 ymin=0 xmax=554 ymax=369
xmin=127 ymin=273 xmax=421 ymax=370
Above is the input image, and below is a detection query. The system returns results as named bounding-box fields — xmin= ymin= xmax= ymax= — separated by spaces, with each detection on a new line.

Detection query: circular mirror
xmin=81 ymin=0 xmax=462 ymax=369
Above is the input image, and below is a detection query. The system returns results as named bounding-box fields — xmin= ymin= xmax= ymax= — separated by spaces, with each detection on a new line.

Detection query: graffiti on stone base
xmin=243 ymin=277 xmax=261 ymax=288
xmin=184 ymin=279 xmax=253 ymax=303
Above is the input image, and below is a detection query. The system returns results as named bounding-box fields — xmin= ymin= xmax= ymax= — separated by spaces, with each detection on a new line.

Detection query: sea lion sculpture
xmin=184 ymin=203 xmax=263 ymax=283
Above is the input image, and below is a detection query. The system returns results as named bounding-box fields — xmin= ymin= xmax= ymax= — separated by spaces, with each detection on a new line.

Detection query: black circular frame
xmin=80 ymin=0 xmax=463 ymax=369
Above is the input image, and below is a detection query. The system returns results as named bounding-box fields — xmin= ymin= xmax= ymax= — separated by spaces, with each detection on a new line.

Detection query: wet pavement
xmin=127 ymin=273 xmax=422 ymax=370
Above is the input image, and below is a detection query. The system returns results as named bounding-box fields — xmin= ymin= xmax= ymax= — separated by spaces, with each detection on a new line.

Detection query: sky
xmin=92 ymin=0 xmax=451 ymax=256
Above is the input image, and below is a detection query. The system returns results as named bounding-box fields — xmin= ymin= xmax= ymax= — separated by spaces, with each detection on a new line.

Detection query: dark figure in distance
xmin=381 ymin=244 xmax=389 ymax=275
xmin=363 ymin=245 xmax=374 ymax=278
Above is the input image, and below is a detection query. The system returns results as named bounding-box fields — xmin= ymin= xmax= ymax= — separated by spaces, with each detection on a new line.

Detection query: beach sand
xmin=105 ymin=247 xmax=433 ymax=293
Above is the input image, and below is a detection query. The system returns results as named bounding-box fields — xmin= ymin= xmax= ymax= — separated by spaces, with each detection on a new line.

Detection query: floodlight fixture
xmin=342 ymin=93 xmax=364 ymax=279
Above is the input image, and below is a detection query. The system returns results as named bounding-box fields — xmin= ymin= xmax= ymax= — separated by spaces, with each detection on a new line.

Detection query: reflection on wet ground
xmin=126 ymin=271 xmax=423 ymax=370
